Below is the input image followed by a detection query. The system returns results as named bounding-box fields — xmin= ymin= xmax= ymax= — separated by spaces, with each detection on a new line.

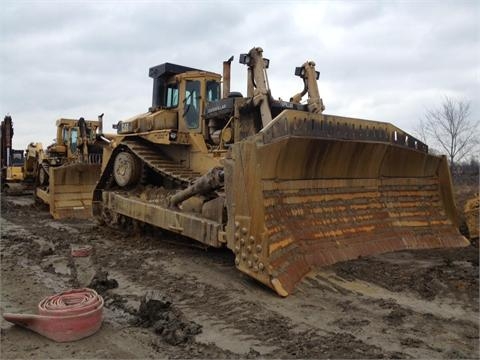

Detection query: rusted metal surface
xmin=228 ymin=111 xmax=469 ymax=296
xmin=262 ymin=177 xmax=467 ymax=294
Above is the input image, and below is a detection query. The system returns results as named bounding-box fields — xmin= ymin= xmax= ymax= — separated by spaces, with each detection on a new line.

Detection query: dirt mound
xmin=333 ymin=247 xmax=479 ymax=303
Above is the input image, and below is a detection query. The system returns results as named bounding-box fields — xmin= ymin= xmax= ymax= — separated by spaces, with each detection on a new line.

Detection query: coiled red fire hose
xmin=71 ymin=245 xmax=93 ymax=257
xmin=3 ymin=288 xmax=104 ymax=342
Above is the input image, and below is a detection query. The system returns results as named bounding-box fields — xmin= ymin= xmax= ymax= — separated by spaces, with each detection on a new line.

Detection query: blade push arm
xmin=239 ymin=47 xmax=273 ymax=128
xmin=291 ymin=61 xmax=325 ymax=114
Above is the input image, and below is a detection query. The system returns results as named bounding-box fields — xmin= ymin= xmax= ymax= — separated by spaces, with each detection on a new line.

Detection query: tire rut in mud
xmin=90 ymin=233 xmax=406 ymax=359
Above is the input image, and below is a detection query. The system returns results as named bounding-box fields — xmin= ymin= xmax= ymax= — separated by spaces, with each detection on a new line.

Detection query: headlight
xmin=239 ymin=54 xmax=251 ymax=65
xmin=169 ymin=131 xmax=177 ymax=141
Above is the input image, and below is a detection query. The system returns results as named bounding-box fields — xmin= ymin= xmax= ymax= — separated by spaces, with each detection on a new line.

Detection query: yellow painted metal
xmin=140 ymin=130 xmax=190 ymax=145
xmin=35 ymin=187 xmax=50 ymax=204
xmin=24 ymin=143 xmax=43 ymax=181
xmin=46 ymin=163 xmax=101 ymax=219
xmin=104 ymin=191 xmax=222 ymax=246
xmin=6 ymin=166 xmax=24 ymax=181
xmin=464 ymin=194 xmax=479 ymax=240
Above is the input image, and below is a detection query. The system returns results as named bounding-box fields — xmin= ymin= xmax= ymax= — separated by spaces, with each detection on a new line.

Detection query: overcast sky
xmin=1 ymin=0 xmax=478 ymax=151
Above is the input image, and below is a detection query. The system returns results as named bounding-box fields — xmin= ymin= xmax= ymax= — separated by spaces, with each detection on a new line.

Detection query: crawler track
xmin=122 ymin=138 xmax=200 ymax=185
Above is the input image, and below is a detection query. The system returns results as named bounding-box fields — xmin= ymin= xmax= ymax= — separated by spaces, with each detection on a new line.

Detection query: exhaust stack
xmin=98 ymin=113 xmax=104 ymax=134
xmin=222 ymin=56 xmax=234 ymax=99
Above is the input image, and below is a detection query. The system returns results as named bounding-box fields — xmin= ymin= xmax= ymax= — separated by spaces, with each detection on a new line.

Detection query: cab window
xmin=62 ymin=127 xmax=68 ymax=145
xmin=166 ymin=83 xmax=179 ymax=107
xmin=70 ymin=128 xmax=78 ymax=153
xmin=184 ymin=80 xmax=200 ymax=129
xmin=206 ymin=81 xmax=221 ymax=102
xmin=12 ymin=151 xmax=24 ymax=166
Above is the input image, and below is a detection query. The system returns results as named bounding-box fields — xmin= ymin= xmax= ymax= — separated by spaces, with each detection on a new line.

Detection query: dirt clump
xmin=383 ymin=306 xmax=413 ymax=326
xmin=137 ymin=290 xmax=202 ymax=345
xmin=88 ymin=270 xmax=119 ymax=293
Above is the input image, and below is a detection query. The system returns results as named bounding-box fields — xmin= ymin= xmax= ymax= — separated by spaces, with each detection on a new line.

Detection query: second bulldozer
xmin=464 ymin=194 xmax=479 ymax=240
xmin=36 ymin=116 xmax=105 ymax=219
xmin=93 ymin=47 xmax=469 ymax=296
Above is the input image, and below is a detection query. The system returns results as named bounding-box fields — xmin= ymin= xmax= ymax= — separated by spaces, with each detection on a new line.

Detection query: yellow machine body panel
xmin=23 ymin=142 xmax=43 ymax=181
xmin=464 ymin=194 xmax=479 ymax=240
xmin=6 ymin=166 xmax=24 ymax=181
xmin=39 ymin=163 xmax=101 ymax=219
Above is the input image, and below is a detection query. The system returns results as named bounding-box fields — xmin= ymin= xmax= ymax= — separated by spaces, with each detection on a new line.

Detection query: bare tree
xmin=418 ymin=96 xmax=479 ymax=166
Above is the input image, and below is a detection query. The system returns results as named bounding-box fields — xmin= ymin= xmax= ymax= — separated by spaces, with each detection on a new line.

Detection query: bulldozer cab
xmin=53 ymin=119 xmax=100 ymax=160
xmin=148 ymin=63 xmax=221 ymax=135
xmin=5 ymin=149 xmax=25 ymax=181
xmin=114 ymin=64 xmax=221 ymax=146
xmin=177 ymin=73 xmax=221 ymax=134
xmin=10 ymin=149 xmax=24 ymax=167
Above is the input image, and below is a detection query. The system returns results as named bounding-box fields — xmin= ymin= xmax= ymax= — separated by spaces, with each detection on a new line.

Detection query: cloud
xmin=0 ymin=0 xmax=478 ymax=152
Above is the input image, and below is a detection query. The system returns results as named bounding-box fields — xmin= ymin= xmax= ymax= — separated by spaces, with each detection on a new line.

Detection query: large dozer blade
xmin=225 ymin=110 xmax=469 ymax=296
xmin=38 ymin=163 xmax=101 ymax=219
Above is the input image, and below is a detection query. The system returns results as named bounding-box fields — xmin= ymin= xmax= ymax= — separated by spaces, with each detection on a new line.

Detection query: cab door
xmin=183 ymin=79 xmax=202 ymax=133
xmin=68 ymin=127 xmax=79 ymax=158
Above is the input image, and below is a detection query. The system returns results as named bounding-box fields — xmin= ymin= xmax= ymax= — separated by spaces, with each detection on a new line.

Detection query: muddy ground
xmin=1 ymin=195 xmax=478 ymax=359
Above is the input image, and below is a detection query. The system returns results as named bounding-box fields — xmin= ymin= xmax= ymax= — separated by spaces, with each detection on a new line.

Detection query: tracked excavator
xmin=36 ymin=116 xmax=106 ymax=219
xmin=1 ymin=115 xmax=46 ymax=193
xmin=93 ymin=47 xmax=469 ymax=296
xmin=1 ymin=115 xmax=24 ymax=188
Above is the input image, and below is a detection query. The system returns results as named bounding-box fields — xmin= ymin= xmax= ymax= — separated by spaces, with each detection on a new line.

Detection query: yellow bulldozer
xmin=24 ymin=142 xmax=44 ymax=182
xmin=464 ymin=194 xmax=479 ymax=241
xmin=36 ymin=116 xmax=105 ymax=219
xmin=93 ymin=47 xmax=469 ymax=296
